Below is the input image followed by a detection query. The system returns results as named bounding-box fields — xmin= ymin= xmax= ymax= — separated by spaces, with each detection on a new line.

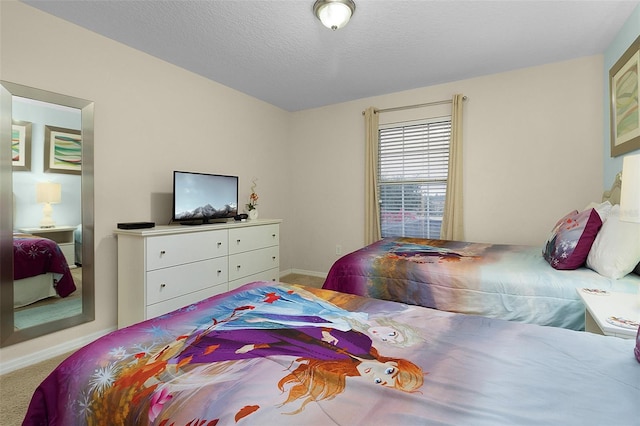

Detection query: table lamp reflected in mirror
xmin=36 ymin=181 xmax=61 ymax=228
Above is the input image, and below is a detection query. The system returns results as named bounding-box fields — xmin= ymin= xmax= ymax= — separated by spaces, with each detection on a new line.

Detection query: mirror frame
xmin=0 ymin=81 xmax=94 ymax=347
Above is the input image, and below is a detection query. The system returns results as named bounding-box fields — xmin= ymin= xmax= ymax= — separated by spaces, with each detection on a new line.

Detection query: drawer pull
xmin=272 ymin=256 xmax=276 ymax=260
xmin=160 ymin=283 xmax=166 ymax=288
xmin=217 ymin=242 xmax=222 ymax=247
xmin=160 ymin=250 xmax=166 ymax=256
xmin=236 ymin=265 xmax=241 ymax=270
xmin=272 ymin=234 xmax=276 ymax=238
xmin=236 ymin=239 xmax=241 ymax=244
xmin=217 ymin=269 xmax=222 ymax=274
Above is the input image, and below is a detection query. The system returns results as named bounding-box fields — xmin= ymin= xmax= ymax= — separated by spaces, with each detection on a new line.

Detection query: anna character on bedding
xmin=162 ymin=325 xmax=424 ymax=417
xmin=172 ymin=286 xmax=424 ymax=392
xmin=98 ymin=286 xmax=425 ymax=423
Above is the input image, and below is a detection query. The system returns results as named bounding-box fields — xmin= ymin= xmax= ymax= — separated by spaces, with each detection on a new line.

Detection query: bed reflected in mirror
xmin=0 ymin=81 xmax=95 ymax=347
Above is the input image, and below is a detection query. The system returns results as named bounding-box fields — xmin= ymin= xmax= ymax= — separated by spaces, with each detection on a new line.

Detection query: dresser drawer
xmin=229 ymin=224 xmax=279 ymax=255
xmin=146 ymin=230 xmax=227 ymax=271
xmin=229 ymin=245 xmax=279 ymax=281
xmin=146 ymin=283 xmax=227 ymax=319
xmin=146 ymin=257 xmax=228 ymax=305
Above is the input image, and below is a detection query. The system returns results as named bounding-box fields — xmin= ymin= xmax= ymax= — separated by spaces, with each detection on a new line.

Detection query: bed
xmin=13 ymin=233 xmax=76 ymax=308
xmin=322 ymin=237 xmax=640 ymax=330
xmin=24 ymin=281 xmax=640 ymax=425
xmin=323 ymin=177 xmax=640 ymax=331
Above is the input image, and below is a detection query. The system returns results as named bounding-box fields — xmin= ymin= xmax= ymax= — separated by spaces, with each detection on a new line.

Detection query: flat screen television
xmin=172 ymin=171 xmax=238 ymax=224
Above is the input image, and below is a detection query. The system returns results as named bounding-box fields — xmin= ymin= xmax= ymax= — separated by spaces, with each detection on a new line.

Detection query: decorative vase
xmin=248 ymin=209 xmax=259 ymax=220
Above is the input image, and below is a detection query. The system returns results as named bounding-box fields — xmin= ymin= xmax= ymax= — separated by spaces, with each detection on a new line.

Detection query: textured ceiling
xmin=22 ymin=0 xmax=640 ymax=112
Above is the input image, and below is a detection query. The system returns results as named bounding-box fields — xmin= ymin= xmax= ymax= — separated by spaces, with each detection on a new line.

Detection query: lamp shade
xmin=36 ymin=182 xmax=61 ymax=228
xmin=620 ymin=154 xmax=640 ymax=223
xmin=36 ymin=182 xmax=62 ymax=204
xmin=314 ymin=0 xmax=355 ymax=30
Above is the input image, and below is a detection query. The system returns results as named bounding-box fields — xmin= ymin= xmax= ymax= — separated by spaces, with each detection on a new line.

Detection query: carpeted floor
xmin=279 ymin=273 xmax=325 ymax=288
xmin=14 ymin=297 xmax=82 ymax=329
xmin=0 ymin=273 xmax=325 ymax=425
xmin=0 ymin=351 xmax=71 ymax=425
xmin=13 ymin=267 xmax=83 ymax=330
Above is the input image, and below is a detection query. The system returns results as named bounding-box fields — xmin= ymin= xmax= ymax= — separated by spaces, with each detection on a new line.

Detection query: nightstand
xmin=19 ymin=225 xmax=78 ymax=268
xmin=577 ymin=288 xmax=639 ymax=339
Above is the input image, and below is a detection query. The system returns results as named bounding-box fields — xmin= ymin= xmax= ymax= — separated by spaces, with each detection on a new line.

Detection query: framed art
xmin=610 ymin=35 xmax=640 ymax=157
xmin=44 ymin=125 xmax=82 ymax=174
xmin=11 ymin=120 xmax=32 ymax=171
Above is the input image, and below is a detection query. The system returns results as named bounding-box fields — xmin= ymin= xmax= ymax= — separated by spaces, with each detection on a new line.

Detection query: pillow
xmin=586 ymin=205 xmax=640 ymax=279
xmin=543 ymin=209 xmax=602 ymax=270
xmin=636 ymin=325 xmax=640 ymax=364
xmin=582 ymin=201 xmax=613 ymax=223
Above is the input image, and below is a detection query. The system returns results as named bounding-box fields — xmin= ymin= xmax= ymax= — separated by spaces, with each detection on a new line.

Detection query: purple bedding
xmin=24 ymin=281 xmax=639 ymax=425
xmin=13 ymin=234 xmax=76 ymax=297
xmin=323 ymin=237 xmax=640 ymax=330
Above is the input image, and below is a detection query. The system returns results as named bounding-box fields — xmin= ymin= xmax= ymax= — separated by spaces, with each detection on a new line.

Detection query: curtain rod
xmin=362 ymin=96 xmax=467 ymax=115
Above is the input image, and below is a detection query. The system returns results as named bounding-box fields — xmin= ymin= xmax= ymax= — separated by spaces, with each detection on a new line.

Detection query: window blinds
xmin=378 ymin=118 xmax=451 ymax=238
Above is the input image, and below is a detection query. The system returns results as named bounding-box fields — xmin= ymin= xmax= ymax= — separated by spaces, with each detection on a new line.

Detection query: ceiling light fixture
xmin=313 ymin=0 xmax=356 ymax=31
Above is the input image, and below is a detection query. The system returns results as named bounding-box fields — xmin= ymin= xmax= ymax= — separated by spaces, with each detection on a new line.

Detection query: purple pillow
xmin=543 ymin=209 xmax=602 ymax=270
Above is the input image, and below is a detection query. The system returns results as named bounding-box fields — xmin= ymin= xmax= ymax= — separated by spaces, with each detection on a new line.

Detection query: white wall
xmin=0 ymin=0 xmax=606 ymax=368
xmin=289 ymin=56 xmax=605 ymax=273
xmin=0 ymin=1 xmax=292 ymax=368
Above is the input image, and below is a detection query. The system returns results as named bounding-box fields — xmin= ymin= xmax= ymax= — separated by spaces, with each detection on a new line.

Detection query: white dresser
xmin=115 ymin=219 xmax=281 ymax=328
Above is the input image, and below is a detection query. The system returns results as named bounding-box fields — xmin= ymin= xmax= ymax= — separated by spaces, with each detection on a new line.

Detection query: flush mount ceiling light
xmin=313 ymin=0 xmax=356 ymax=30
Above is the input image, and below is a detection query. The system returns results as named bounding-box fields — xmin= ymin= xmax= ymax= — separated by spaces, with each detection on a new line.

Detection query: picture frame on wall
xmin=11 ymin=120 xmax=32 ymax=171
xmin=610 ymin=35 xmax=640 ymax=157
xmin=44 ymin=125 xmax=81 ymax=175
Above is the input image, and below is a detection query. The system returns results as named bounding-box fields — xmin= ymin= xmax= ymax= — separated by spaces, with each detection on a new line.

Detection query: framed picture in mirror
xmin=44 ymin=125 xmax=82 ymax=174
xmin=12 ymin=120 xmax=32 ymax=171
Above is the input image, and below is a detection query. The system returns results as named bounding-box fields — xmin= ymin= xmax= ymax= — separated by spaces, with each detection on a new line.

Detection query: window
xmin=378 ymin=118 xmax=451 ymax=238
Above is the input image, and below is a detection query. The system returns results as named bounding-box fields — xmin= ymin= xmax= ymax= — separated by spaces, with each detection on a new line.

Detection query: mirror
xmin=0 ymin=81 xmax=94 ymax=347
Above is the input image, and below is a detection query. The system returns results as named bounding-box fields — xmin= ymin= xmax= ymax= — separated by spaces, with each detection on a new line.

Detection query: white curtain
xmin=440 ymin=94 xmax=465 ymax=240
xmin=364 ymin=107 xmax=381 ymax=245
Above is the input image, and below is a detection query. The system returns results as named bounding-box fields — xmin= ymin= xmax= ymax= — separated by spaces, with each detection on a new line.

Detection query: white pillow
xmin=582 ymin=201 xmax=613 ymax=222
xmin=586 ymin=205 xmax=640 ymax=279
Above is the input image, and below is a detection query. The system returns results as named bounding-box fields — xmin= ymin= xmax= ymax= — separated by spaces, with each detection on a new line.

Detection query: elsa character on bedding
xmin=170 ymin=285 xmax=424 ymax=392
xmin=75 ymin=286 xmax=426 ymax=424
xmin=357 ymin=316 xmax=425 ymax=348
xmin=124 ymin=285 xmax=364 ymax=387
xmin=389 ymin=242 xmax=481 ymax=264
xmin=185 ymin=285 xmax=366 ymax=334
xmin=128 ymin=286 xmax=424 ymax=421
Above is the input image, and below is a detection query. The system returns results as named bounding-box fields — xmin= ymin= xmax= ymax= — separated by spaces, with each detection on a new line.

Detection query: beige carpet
xmin=0 ymin=273 xmax=325 ymax=424
xmin=279 ymin=273 xmax=325 ymax=288
xmin=0 ymin=351 xmax=71 ymax=425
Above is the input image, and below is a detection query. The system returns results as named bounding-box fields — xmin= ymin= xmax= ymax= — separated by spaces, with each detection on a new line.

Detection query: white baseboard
xmin=279 ymin=268 xmax=327 ymax=279
xmin=0 ymin=327 xmax=115 ymax=375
